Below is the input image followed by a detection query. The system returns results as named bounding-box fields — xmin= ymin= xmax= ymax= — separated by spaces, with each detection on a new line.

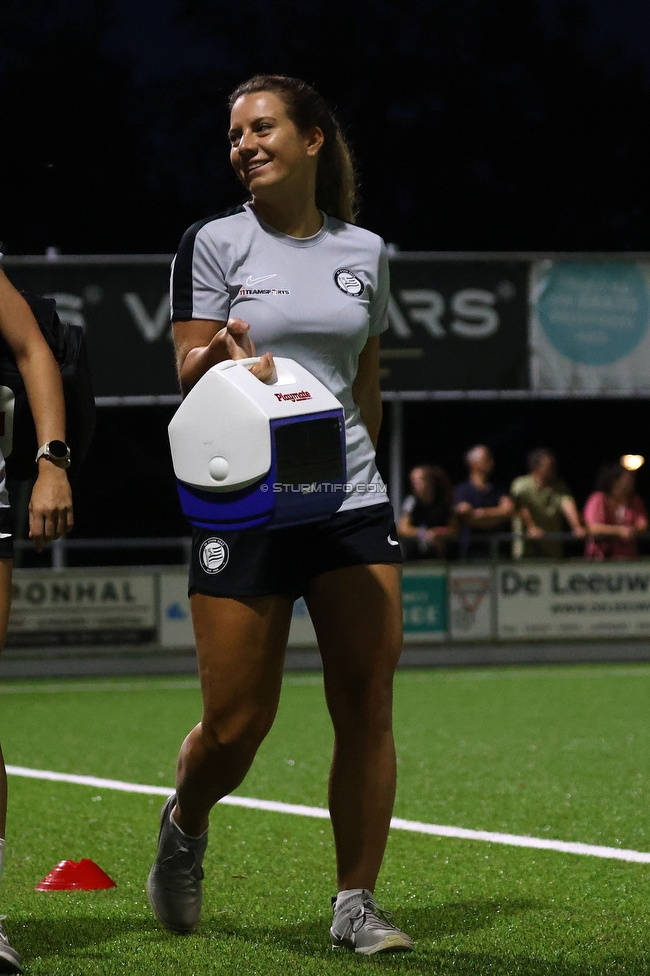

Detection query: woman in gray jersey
xmin=148 ymin=75 xmax=413 ymax=955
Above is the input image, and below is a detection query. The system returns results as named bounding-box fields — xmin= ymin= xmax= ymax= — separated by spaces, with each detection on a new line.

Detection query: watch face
xmin=48 ymin=440 xmax=69 ymax=459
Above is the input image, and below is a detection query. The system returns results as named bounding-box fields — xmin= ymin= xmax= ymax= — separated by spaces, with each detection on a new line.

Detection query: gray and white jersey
xmin=171 ymin=204 xmax=389 ymax=512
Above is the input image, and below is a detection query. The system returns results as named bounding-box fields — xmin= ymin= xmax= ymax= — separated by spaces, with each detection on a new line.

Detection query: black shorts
xmin=189 ymin=501 xmax=402 ymax=600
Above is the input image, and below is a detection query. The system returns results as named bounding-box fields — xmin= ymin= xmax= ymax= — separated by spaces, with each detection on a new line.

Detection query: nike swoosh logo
xmin=246 ymin=274 xmax=277 ymax=286
xmin=387 ymin=535 xmax=400 ymax=546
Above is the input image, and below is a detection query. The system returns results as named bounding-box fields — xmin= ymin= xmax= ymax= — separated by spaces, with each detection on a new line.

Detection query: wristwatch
xmin=35 ymin=440 xmax=71 ymax=469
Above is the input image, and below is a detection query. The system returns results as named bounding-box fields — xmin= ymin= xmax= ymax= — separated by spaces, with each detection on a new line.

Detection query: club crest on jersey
xmin=199 ymin=537 xmax=229 ymax=574
xmin=334 ymin=269 xmax=365 ymax=297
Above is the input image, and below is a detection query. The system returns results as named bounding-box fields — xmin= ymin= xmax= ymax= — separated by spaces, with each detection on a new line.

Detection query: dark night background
xmin=2 ymin=0 xmax=650 ymax=555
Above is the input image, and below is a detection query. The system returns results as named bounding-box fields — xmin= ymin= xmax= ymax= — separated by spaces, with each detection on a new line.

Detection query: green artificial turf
xmin=0 ymin=665 xmax=649 ymax=974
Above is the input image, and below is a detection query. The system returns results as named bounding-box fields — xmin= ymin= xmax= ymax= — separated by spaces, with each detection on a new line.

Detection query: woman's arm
xmin=426 ymin=510 xmax=460 ymax=540
xmin=173 ymin=317 xmax=274 ymax=394
xmin=583 ymin=492 xmax=625 ymax=538
xmin=0 ymin=270 xmax=73 ymax=550
xmin=352 ymin=336 xmax=382 ymax=448
xmin=397 ymin=513 xmax=420 ymax=538
xmin=585 ymin=521 xmax=634 ymax=538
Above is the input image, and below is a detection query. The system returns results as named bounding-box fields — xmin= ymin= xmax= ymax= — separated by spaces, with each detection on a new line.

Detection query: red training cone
xmin=36 ymin=859 xmax=117 ymax=891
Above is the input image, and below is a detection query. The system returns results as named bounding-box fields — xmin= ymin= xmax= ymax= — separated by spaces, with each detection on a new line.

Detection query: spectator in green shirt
xmin=510 ymin=448 xmax=585 ymax=557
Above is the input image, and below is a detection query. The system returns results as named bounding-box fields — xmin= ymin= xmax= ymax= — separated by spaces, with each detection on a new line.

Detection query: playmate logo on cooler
xmin=199 ymin=538 xmax=229 ymax=575
xmin=274 ymin=391 xmax=312 ymax=402
xmin=334 ymin=269 xmax=365 ymax=297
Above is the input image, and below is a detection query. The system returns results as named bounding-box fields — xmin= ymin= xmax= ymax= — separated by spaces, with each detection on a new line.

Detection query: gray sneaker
xmin=330 ymin=890 xmax=414 ymax=954
xmin=146 ymin=794 xmax=207 ymax=933
xmin=0 ymin=916 xmax=22 ymax=974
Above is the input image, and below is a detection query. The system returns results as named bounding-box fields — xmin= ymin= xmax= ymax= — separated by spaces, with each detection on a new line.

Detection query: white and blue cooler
xmin=168 ymin=357 xmax=347 ymax=531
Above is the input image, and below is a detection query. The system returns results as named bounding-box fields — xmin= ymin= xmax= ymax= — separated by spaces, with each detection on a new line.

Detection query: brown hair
xmin=228 ymin=74 xmax=358 ymax=224
xmin=595 ymin=461 xmax=629 ymax=495
xmin=411 ymin=465 xmax=455 ymax=510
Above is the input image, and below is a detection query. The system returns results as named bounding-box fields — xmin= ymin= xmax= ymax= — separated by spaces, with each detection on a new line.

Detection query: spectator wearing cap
xmin=584 ymin=462 xmax=648 ymax=560
xmin=398 ymin=465 xmax=459 ymax=560
xmin=510 ymin=448 xmax=585 ymax=558
xmin=454 ymin=445 xmax=514 ymax=558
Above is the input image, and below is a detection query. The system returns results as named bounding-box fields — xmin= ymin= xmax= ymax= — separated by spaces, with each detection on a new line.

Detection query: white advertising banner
xmin=497 ymin=562 xmax=650 ymax=639
xmin=530 ymin=260 xmax=650 ymax=392
xmin=7 ymin=570 xmax=156 ymax=647
xmin=159 ymin=571 xmax=193 ymax=649
xmin=449 ymin=567 xmax=494 ymax=640
xmin=158 ymin=571 xmax=317 ymax=649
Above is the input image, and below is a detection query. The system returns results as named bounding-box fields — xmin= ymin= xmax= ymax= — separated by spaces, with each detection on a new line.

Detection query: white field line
xmin=7 ymin=765 xmax=650 ymax=865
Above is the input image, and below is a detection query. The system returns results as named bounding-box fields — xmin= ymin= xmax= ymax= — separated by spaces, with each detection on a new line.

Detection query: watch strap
xmin=35 ymin=441 xmax=71 ymax=468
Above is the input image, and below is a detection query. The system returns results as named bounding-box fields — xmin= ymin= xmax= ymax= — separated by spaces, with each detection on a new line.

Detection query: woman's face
xmin=228 ymin=91 xmax=323 ymax=198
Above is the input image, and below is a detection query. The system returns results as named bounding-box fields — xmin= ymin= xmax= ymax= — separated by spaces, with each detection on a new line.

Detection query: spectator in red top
xmin=584 ymin=462 xmax=648 ymax=560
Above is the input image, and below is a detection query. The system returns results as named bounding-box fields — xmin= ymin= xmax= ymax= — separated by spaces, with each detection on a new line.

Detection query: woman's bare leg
xmin=174 ymin=592 xmax=293 ymax=837
xmin=305 ymin=563 xmax=402 ymax=892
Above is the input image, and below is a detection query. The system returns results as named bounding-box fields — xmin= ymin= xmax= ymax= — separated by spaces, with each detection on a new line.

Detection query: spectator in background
xmin=584 ymin=462 xmax=648 ymax=560
xmin=398 ymin=464 xmax=459 ymax=559
xmin=454 ymin=445 xmax=514 ymax=557
xmin=510 ymin=448 xmax=585 ymax=557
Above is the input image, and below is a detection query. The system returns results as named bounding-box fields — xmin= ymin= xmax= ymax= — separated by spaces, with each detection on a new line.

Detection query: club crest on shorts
xmin=334 ymin=269 xmax=365 ymax=297
xmin=199 ymin=537 xmax=229 ymax=574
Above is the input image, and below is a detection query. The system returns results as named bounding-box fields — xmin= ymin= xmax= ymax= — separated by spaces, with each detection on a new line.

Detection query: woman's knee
xmin=200 ymin=704 xmax=276 ymax=757
xmin=325 ymin=670 xmax=395 ymax=734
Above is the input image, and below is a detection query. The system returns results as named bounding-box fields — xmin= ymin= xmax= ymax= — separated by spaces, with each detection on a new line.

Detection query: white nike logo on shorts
xmin=387 ymin=535 xmax=399 ymax=546
xmin=245 ymin=273 xmax=277 ymax=286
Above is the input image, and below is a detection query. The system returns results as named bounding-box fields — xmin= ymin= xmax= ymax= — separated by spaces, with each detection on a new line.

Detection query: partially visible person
xmin=0 ymin=265 xmax=73 ymax=974
xmin=510 ymin=448 xmax=585 ymax=558
xmin=398 ymin=464 xmax=459 ymax=559
xmin=454 ymin=445 xmax=514 ymax=558
xmin=584 ymin=462 xmax=648 ymax=560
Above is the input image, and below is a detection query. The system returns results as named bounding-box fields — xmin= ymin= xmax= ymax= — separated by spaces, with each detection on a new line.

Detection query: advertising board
xmin=530 ymin=260 xmax=650 ymax=393
xmin=3 ymin=261 xmax=178 ymax=398
xmin=384 ymin=259 xmax=528 ymax=391
xmin=4 ymin=257 xmax=529 ymax=398
xmin=449 ymin=566 xmax=494 ymax=640
xmin=7 ymin=570 xmax=156 ymax=647
xmin=402 ymin=566 xmax=447 ymax=642
xmin=497 ymin=562 xmax=650 ymax=639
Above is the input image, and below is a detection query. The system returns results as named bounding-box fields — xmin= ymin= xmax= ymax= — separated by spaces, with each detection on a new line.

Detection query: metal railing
xmin=400 ymin=530 xmax=650 ymax=563
xmin=13 ymin=531 xmax=650 ymax=569
xmin=14 ymin=536 xmax=192 ymax=569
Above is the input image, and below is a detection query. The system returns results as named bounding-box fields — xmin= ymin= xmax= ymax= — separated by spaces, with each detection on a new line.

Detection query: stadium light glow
xmin=621 ymin=454 xmax=645 ymax=471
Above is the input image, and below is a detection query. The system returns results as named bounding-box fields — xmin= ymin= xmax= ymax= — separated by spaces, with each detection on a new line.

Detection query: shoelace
xmin=345 ymin=899 xmax=398 ymax=935
xmin=0 ymin=916 xmax=11 ymax=944
xmin=159 ymin=847 xmax=204 ymax=888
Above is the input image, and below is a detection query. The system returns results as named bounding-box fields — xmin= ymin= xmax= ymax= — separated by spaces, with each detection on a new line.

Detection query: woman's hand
xmin=29 ymin=462 xmax=74 ymax=553
xmin=216 ymin=320 xmax=275 ymax=381
xmin=249 ymin=352 xmax=275 ymax=382
xmin=174 ymin=317 xmax=275 ymax=392
xmin=212 ymin=317 xmax=256 ymax=359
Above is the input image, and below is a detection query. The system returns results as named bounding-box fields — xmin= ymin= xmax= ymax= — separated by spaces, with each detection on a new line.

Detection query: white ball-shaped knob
xmin=208 ymin=456 xmax=229 ymax=482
